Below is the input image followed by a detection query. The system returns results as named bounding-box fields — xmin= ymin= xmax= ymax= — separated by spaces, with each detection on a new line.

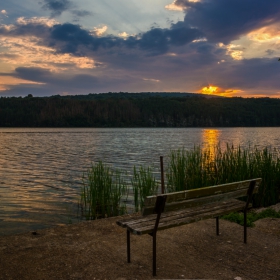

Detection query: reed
xmin=80 ymin=161 xmax=128 ymax=220
xmin=167 ymin=144 xmax=280 ymax=207
xmin=131 ymin=165 xmax=158 ymax=212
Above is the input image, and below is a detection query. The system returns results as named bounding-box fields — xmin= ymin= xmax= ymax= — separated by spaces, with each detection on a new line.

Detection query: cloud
xmin=42 ymin=0 xmax=72 ymax=17
xmin=0 ymin=30 xmax=96 ymax=71
xmin=174 ymin=0 xmax=280 ymax=44
xmin=93 ymin=25 xmax=108 ymax=37
xmin=16 ymin=17 xmax=59 ymax=27
xmin=0 ymin=75 xmax=44 ymax=91
xmin=1 ymin=5 xmax=280 ymax=98
xmin=71 ymin=10 xmax=93 ymax=17
xmin=1 ymin=10 xmax=8 ymax=15
xmin=0 ymin=19 xmax=202 ymax=56
xmin=137 ymin=26 xmax=203 ymax=54
xmin=224 ymin=58 xmax=280 ymax=89
xmin=165 ymin=1 xmax=185 ymax=11
xmin=13 ymin=66 xmax=99 ymax=88
xmin=14 ymin=67 xmax=52 ymax=82
xmin=41 ymin=0 xmax=93 ymax=18
xmin=118 ymin=32 xmax=129 ymax=38
xmin=248 ymin=25 xmax=280 ymax=42
xmin=143 ymin=78 xmax=160 ymax=83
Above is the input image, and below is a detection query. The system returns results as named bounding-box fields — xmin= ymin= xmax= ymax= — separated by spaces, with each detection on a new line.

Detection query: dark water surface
xmin=1 ymin=127 xmax=280 ymax=235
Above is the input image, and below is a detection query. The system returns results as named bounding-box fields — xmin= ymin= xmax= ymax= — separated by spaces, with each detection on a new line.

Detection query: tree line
xmin=0 ymin=94 xmax=280 ymax=127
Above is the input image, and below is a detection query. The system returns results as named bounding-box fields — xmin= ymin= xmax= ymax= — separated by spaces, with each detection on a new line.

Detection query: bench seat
xmin=117 ymin=198 xmax=246 ymax=235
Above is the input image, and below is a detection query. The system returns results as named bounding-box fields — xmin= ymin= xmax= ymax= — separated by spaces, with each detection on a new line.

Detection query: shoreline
xmin=1 ymin=210 xmax=280 ymax=279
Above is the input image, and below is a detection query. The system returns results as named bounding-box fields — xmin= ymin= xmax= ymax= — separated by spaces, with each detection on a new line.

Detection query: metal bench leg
xmin=153 ymin=232 xmax=157 ymax=276
xmin=243 ymin=180 xmax=256 ymax=244
xmin=216 ymin=217 xmax=219 ymax=235
xmin=244 ymin=210 xmax=247 ymax=244
xmin=127 ymin=230 xmax=131 ymax=263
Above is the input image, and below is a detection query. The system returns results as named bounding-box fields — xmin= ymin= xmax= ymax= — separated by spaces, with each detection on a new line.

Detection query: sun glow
xmin=201 ymin=86 xmax=219 ymax=95
xmin=201 ymin=86 xmax=243 ymax=97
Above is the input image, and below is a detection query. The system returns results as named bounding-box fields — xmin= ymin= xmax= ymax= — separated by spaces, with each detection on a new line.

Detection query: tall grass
xmin=80 ymin=161 xmax=128 ymax=219
xmin=80 ymin=162 xmax=158 ymax=218
xmin=167 ymin=144 xmax=280 ymax=207
xmin=131 ymin=165 xmax=158 ymax=212
xmin=80 ymin=144 xmax=280 ymax=220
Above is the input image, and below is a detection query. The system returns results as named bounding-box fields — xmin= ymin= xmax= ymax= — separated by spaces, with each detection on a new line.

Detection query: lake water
xmin=1 ymin=127 xmax=280 ymax=235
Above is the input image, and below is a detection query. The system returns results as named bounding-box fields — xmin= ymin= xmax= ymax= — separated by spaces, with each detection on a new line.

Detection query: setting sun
xmin=200 ymin=86 xmax=244 ymax=97
xmin=201 ymin=86 xmax=219 ymax=95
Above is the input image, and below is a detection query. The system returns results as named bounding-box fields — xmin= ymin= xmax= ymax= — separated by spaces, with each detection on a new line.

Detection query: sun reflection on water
xmin=202 ymin=129 xmax=221 ymax=165
xmin=202 ymin=129 xmax=220 ymax=148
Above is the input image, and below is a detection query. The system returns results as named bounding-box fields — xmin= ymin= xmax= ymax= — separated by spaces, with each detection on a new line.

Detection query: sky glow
xmin=0 ymin=0 xmax=280 ymax=97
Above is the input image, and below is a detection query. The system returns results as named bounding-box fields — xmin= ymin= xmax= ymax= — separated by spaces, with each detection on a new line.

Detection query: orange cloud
xmin=165 ymin=1 xmax=185 ymax=11
xmin=92 ymin=25 xmax=108 ymax=36
xmin=0 ymin=35 xmax=96 ymax=71
xmin=165 ymin=0 xmax=200 ymax=11
xmin=218 ymin=43 xmax=243 ymax=60
xmin=16 ymin=17 xmax=58 ymax=27
xmin=0 ymin=76 xmax=45 ymax=91
xmin=119 ymin=32 xmax=129 ymax=38
xmin=248 ymin=25 xmax=280 ymax=42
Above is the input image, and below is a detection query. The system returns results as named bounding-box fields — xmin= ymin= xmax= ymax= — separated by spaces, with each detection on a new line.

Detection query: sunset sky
xmin=0 ymin=0 xmax=280 ymax=97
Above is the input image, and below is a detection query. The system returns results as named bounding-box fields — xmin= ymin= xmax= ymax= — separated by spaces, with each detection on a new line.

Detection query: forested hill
xmin=0 ymin=93 xmax=280 ymax=127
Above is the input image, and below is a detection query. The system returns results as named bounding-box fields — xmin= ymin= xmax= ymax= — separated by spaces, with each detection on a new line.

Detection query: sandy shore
xmin=1 ymin=209 xmax=280 ymax=280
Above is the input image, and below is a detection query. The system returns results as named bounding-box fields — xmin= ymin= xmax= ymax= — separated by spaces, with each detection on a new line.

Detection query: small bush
xmin=222 ymin=208 xmax=280 ymax=227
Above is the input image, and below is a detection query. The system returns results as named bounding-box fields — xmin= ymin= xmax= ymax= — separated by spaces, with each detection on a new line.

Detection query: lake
xmin=1 ymin=127 xmax=280 ymax=235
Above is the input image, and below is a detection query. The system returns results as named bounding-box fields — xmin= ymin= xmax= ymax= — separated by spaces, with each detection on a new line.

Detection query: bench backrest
xmin=142 ymin=178 xmax=262 ymax=216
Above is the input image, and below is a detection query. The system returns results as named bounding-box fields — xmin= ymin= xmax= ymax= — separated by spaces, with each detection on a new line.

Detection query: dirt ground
xmin=0 ymin=209 xmax=280 ymax=280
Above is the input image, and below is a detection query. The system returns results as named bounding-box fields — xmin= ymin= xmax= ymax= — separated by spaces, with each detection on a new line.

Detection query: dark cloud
xmin=2 ymin=2 xmax=280 ymax=97
xmin=71 ymin=10 xmax=93 ymax=17
xmin=41 ymin=0 xmax=93 ymax=18
xmin=48 ymin=23 xmax=202 ymax=55
xmin=0 ymin=12 xmax=201 ymax=56
xmin=2 ymin=52 xmax=279 ymax=97
xmin=138 ymin=25 xmax=203 ymax=54
xmin=0 ymin=21 xmax=50 ymax=37
xmin=223 ymin=58 xmax=280 ymax=89
xmin=14 ymin=67 xmax=99 ymax=87
xmin=42 ymin=0 xmax=72 ymax=17
xmin=175 ymin=0 xmax=280 ymax=43
xmin=14 ymin=67 xmax=52 ymax=83
xmin=266 ymin=49 xmax=274 ymax=56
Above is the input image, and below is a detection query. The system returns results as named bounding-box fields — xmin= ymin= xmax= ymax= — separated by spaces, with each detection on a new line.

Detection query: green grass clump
xmin=222 ymin=208 xmax=280 ymax=227
xmin=80 ymin=161 xmax=128 ymax=220
xmin=167 ymin=144 xmax=280 ymax=207
xmin=131 ymin=165 xmax=158 ymax=212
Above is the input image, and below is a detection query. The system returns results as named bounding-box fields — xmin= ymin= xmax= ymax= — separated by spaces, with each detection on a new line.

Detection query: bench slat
xmin=118 ymin=199 xmax=244 ymax=228
xmin=122 ymin=199 xmax=245 ymax=235
xmin=143 ymin=178 xmax=262 ymax=208
xmin=122 ymin=199 xmax=243 ymax=230
xmin=129 ymin=200 xmax=246 ymax=235
xmin=142 ymin=186 xmax=258 ymax=216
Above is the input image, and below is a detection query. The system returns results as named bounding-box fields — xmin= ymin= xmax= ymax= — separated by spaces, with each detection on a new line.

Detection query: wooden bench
xmin=116 ymin=178 xmax=262 ymax=276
